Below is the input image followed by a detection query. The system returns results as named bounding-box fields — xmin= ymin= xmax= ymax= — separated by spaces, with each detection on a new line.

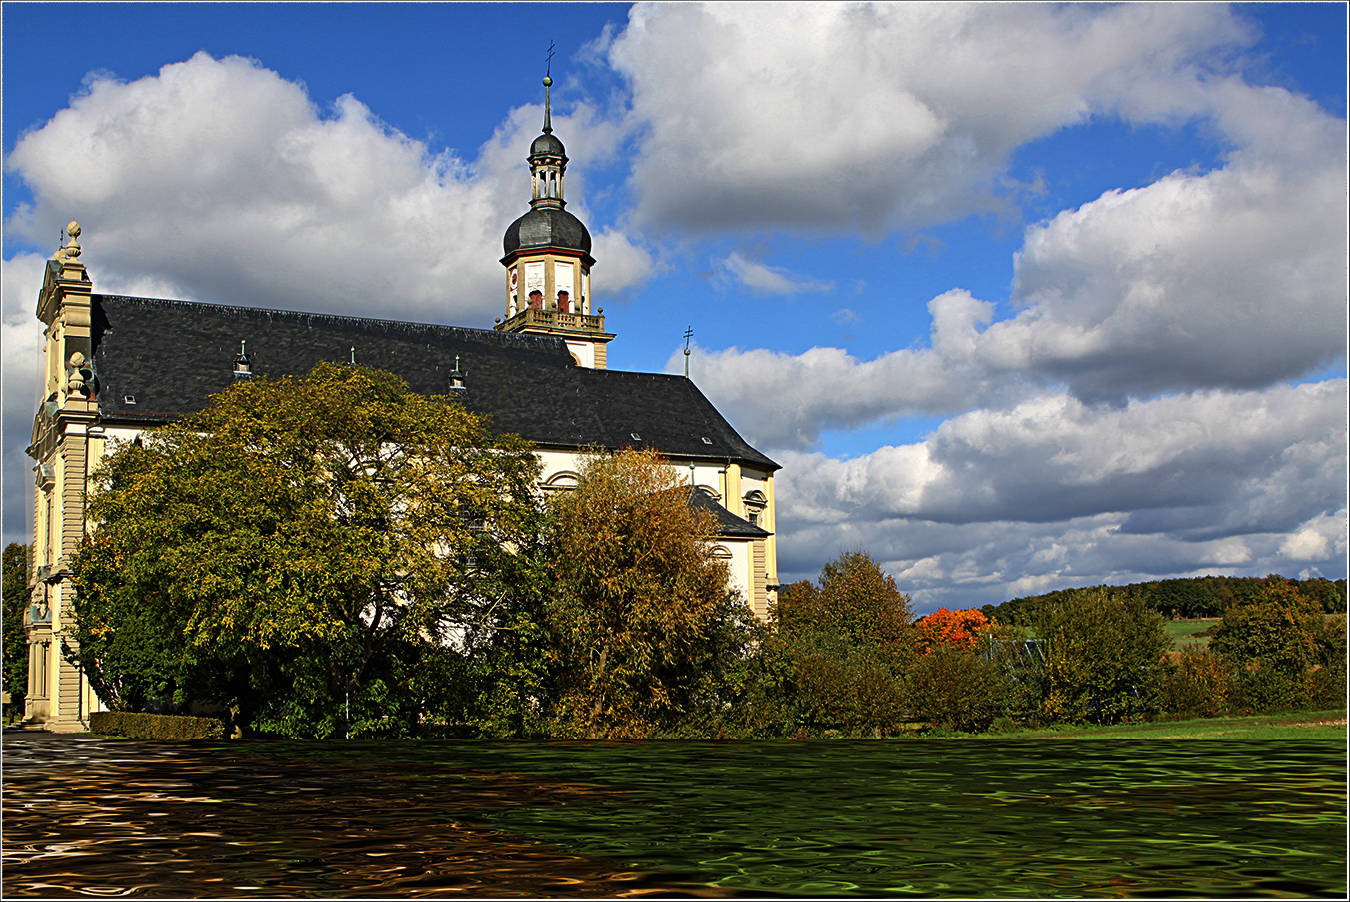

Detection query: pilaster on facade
xmin=25 ymin=223 xmax=103 ymax=732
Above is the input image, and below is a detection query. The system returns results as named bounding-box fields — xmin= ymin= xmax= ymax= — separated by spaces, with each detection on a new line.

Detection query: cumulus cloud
xmin=773 ymin=382 xmax=1347 ymax=609
xmin=607 ymin=2 xmax=1253 ymax=233
xmin=3 ymin=52 xmax=649 ymax=324
xmin=778 ymin=382 xmax=1346 ymax=527
xmin=2 ymin=254 xmax=50 ymax=547
xmin=987 ymin=94 xmax=1347 ymax=402
xmin=719 ymin=251 xmax=833 ymax=295
xmin=674 ymin=289 xmax=1005 ymax=448
xmin=591 ymin=228 xmax=657 ymax=298
xmin=684 ymin=81 xmax=1344 ymax=447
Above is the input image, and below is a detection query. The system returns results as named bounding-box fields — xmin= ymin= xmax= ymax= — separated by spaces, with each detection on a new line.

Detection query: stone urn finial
xmin=54 ymin=221 xmax=82 ymax=263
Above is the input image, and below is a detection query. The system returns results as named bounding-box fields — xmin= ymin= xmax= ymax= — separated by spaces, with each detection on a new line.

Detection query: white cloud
xmin=608 ymin=2 xmax=1254 ymax=233
xmin=2 ymin=254 xmax=49 ymax=547
xmin=685 ymin=85 xmax=1345 ymax=447
xmin=772 ymin=382 xmax=1347 ymax=611
xmin=719 ymin=251 xmax=833 ymax=295
xmin=674 ymin=289 xmax=1005 ymax=449
xmin=1279 ymin=512 xmax=1347 ymax=562
xmin=780 ymin=382 xmax=1346 ymax=527
xmin=3 ymin=52 xmax=648 ymax=325
xmin=591 ymin=228 xmax=656 ymax=298
xmin=988 ymin=96 xmax=1347 ymax=401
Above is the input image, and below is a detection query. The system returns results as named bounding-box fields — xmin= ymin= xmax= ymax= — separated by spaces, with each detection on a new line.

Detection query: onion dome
xmin=531 ymin=131 xmax=567 ymax=157
xmin=503 ymin=206 xmax=591 ymax=256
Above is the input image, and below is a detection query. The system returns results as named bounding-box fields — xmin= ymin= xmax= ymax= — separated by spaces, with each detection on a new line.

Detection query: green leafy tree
xmin=1210 ymin=579 xmax=1334 ymax=712
xmin=3 ymin=544 xmax=30 ymax=715
xmin=1038 ymin=587 xmax=1168 ymax=725
xmin=544 ymin=448 xmax=753 ymax=738
xmin=767 ymin=552 xmax=915 ymax=736
xmin=72 ymin=362 xmax=543 ymax=737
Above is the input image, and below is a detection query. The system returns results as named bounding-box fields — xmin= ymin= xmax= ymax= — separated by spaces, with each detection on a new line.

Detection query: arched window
xmin=743 ymin=489 xmax=767 ymax=527
xmin=542 ymin=470 xmax=581 ymax=493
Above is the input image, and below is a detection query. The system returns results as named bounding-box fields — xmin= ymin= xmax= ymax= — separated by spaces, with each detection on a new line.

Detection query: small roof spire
xmin=542 ymin=41 xmax=555 ymax=134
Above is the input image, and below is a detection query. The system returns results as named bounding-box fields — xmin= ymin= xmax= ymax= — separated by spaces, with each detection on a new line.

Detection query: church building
xmin=22 ymin=78 xmax=781 ymax=731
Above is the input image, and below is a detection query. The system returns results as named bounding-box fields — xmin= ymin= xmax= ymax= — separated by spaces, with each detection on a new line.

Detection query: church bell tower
xmin=495 ymin=73 xmax=613 ymax=368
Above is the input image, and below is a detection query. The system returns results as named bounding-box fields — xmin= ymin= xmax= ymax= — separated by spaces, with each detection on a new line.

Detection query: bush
xmin=89 ymin=711 xmax=226 ymax=740
xmin=1038 ymin=588 xmax=1168 ymax=725
xmin=1226 ymin=662 xmax=1308 ymax=715
xmin=767 ymin=553 xmax=915 ymax=736
xmin=1158 ymin=649 xmax=1230 ymax=718
xmin=792 ymin=639 xmax=907 ymax=736
xmin=907 ymin=645 xmax=1004 ymax=732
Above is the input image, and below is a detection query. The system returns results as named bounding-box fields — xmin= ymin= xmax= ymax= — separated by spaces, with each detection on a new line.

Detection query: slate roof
xmin=686 ymin=489 xmax=772 ymax=539
xmin=502 ymin=205 xmax=591 ymax=257
xmin=87 ymin=295 xmax=778 ymax=471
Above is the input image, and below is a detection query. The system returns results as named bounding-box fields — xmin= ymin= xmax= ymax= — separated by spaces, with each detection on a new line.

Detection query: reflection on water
xmin=3 ymin=730 xmax=1344 ymax=898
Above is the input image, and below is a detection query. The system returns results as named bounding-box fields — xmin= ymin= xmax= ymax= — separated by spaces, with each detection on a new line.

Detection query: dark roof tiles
xmin=88 ymin=295 xmax=778 ymax=471
xmin=502 ymin=206 xmax=592 ymax=257
xmin=686 ymin=489 xmax=772 ymax=539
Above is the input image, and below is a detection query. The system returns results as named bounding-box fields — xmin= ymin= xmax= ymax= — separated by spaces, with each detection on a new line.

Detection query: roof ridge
xmin=94 ymin=294 xmax=518 ymax=340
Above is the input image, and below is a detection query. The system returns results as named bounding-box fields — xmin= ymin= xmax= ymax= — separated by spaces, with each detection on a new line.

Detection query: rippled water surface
xmin=4 ymin=730 xmax=1344 ymax=897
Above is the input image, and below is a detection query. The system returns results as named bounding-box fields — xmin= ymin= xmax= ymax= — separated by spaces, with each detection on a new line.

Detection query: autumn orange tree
xmin=913 ymin=607 xmax=991 ymax=655
xmin=543 ymin=448 xmax=753 ymax=738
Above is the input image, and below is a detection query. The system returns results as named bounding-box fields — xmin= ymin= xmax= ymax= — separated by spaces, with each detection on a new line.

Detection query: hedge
xmin=89 ymin=711 xmax=226 ymax=740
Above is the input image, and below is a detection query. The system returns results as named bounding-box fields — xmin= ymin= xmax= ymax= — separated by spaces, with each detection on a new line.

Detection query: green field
xmin=1164 ymin=617 xmax=1221 ymax=649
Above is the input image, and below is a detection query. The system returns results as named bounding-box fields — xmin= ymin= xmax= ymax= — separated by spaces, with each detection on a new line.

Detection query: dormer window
xmin=233 ymin=340 xmax=252 ymax=378
xmin=449 ymin=355 xmax=466 ymax=391
xmin=123 ymin=395 xmax=137 ymax=405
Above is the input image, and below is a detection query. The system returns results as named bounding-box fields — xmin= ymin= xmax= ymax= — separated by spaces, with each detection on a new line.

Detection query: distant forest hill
xmin=981 ymin=575 xmax=1348 ymax=626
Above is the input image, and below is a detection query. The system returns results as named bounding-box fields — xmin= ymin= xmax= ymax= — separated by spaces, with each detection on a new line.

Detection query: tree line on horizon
xmin=3 ymin=363 xmax=1344 ymax=738
xmin=982 ymin=574 xmax=1347 ymax=626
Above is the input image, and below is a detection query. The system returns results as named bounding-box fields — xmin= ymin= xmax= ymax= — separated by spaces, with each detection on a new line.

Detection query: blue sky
xmin=4 ymin=2 xmax=1346 ymax=611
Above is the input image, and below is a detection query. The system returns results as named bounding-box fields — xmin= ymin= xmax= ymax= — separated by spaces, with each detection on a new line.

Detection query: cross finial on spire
xmin=542 ymin=41 xmax=556 ymax=134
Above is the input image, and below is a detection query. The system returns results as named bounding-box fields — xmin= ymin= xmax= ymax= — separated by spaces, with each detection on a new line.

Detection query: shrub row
xmin=89 ymin=710 xmax=226 ymax=740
